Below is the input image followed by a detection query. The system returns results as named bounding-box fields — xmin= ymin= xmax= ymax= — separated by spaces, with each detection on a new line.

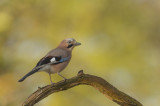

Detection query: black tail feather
xmin=18 ymin=67 xmax=40 ymax=82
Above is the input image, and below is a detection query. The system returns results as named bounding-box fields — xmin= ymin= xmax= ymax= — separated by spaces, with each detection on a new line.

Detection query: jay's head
xmin=59 ymin=38 xmax=81 ymax=51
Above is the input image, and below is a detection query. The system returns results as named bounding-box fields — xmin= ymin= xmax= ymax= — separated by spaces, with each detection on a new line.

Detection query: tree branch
xmin=22 ymin=70 xmax=142 ymax=106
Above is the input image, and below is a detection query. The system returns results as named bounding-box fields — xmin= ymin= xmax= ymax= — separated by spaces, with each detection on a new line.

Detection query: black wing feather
xmin=36 ymin=56 xmax=62 ymax=67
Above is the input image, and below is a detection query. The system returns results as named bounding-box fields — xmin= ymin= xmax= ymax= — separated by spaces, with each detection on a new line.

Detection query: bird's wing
xmin=36 ymin=55 xmax=70 ymax=67
xmin=36 ymin=56 xmax=61 ymax=67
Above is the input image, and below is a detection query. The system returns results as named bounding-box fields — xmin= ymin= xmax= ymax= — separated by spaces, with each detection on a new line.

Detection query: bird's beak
xmin=74 ymin=42 xmax=81 ymax=46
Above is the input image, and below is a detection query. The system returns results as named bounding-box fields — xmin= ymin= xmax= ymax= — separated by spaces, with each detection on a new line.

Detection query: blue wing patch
xmin=59 ymin=57 xmax=70 ymax=62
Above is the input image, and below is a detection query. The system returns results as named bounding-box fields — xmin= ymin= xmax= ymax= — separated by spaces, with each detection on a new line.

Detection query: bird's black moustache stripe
xmin=67 ymin=44 xmax=73 ymax=48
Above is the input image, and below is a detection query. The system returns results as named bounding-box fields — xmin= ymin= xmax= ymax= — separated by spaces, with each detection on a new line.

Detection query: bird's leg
xmin=49 ymin=73 xmax=54 ymax=84
xmin=57 ymin=72 xmax=67 ymax=81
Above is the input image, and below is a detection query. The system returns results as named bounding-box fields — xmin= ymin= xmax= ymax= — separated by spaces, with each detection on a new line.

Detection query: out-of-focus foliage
xmin=0 ymin=0 xmax=160 ymax=106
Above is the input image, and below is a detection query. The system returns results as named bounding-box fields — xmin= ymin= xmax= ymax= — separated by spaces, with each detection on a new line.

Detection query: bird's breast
xmin=50 ymin=61 xmax=70 ymax=74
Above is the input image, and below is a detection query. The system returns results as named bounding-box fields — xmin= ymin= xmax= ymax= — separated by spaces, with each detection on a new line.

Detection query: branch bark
xmin=22 ymin=70 xmax=142 ymax=106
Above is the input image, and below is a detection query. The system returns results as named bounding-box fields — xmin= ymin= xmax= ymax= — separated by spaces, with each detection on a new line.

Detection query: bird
xmin=18 ymin=38 xmax=81 ymax=84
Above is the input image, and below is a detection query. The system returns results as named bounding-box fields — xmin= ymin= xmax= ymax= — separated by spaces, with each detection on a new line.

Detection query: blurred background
xmin=0 ymin=0 xmax=160 ymax=106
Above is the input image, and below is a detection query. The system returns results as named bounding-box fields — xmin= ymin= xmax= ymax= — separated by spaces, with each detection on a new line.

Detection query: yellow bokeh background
xmin=0 ymin=0 xmax=160 ymax=106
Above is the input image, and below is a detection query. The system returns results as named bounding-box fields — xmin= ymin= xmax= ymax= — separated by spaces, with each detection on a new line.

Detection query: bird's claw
xmin=63 ymin=78 xmax=67 ymax=82
xmin=51 ymin=82 xmax=55 ymax=85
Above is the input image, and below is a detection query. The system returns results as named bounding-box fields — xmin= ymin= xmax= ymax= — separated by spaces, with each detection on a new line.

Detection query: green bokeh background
xmin=0 ymin=0 xmax=160 ymax=106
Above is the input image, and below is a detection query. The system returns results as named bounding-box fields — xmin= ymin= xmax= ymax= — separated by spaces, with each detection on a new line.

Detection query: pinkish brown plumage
xmin=18 ymin=38 xmax=81 ymax=84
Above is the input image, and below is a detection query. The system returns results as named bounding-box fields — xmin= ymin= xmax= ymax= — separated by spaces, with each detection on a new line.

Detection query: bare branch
xmin=22 ymin=70 xmax=142 ymax=106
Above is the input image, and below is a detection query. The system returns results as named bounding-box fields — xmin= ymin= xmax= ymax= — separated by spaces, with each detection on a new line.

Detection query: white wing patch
xmin=50 ymin=57 xmax=56 ymax=62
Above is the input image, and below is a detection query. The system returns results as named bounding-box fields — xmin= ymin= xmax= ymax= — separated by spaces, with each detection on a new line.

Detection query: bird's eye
xmin=68 ymin=41 xmax=71 ymax=43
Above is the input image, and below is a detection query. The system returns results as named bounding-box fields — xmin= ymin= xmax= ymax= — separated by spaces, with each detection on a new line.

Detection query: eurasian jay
xmin=18 ymin=38 xmax=81 ymax=84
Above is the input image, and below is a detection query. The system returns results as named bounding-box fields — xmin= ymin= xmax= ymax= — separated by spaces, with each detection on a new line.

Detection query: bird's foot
xmin=51 ymin=82 xmax=55 ymax=85
xmin=63 ymin=78 xmax=67 ymax=82
xmin=38 ymin=86 xmax=41 ymax=90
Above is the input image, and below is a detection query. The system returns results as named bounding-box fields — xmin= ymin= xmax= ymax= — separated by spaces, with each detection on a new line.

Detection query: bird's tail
xmin=18 ymin=67 xmax=41 ymax=82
